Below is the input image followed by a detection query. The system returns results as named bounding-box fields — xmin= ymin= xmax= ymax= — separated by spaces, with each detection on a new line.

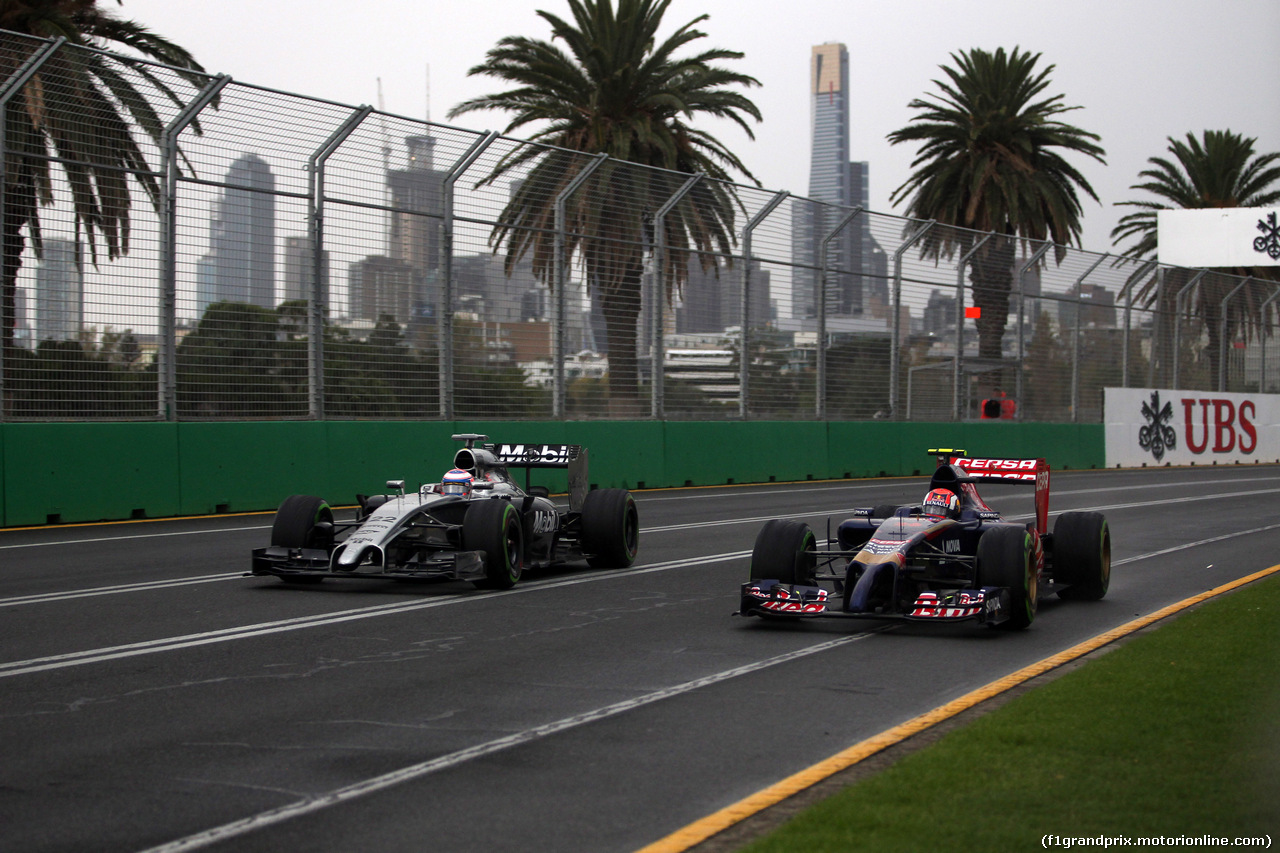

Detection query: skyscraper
xmin=791 ymin=43 xmax=881 ymax=319
xmin=35 ymin=238 xmax=83 ymax=342
xmin=283 ymin=235 xmax=330 ymax=305
xmin=195 ymin=153 xmax=277 ymax=315
xmin=348 ymin=135 xmax=444 ymax=325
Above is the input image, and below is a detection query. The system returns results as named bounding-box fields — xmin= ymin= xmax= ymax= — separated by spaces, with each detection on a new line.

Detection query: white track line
xmin=136 ymin=628 xmax=891 ymax=853
xmin=0 ymin=550 xmax=749 ymax=678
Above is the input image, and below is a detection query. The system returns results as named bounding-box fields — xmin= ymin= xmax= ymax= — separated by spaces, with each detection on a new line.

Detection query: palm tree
xmin=1 ymin=1 xmax=206 ymax=357
xmin=448 ymin=0 xmax=761 ymax=414
xmin=887 ymin=46 xmax=1105 ymax=361
xmin=1111 ymin=130 xmax=1280 ymax=385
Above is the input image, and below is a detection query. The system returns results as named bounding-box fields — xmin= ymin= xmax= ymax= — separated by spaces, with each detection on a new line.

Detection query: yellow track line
xmin=638 ymin=562 xmax=1280 ymax=853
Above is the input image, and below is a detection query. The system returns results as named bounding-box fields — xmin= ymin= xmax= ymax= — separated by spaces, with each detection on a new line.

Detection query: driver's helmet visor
xmin=442 ymin=469 xmax=473 ymax=496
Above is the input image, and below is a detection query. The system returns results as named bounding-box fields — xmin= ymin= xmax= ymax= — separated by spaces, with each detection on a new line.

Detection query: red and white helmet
xmin=441 ymin=468 xmax=474 ymax=497
xmin=922 ymin=488 xmax=960 ymax=520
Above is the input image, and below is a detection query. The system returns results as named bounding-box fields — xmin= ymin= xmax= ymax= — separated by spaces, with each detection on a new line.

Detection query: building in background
xmin=283 ymin=235 xmax=330 ymax=305
xmin=195 ymin=153 xmax=276 ymax=316
xmin=348 ymin=135 xmax=445 ymax=326
xmin=791 ymin=43 xmax=883 ymax=319
xmin=34 ymin=238 xmax=83 ymax=342
xmin=675 ymin=256 xmax=772 ymax=335
xmin=348 ymin=255 xmax=421 ymax=325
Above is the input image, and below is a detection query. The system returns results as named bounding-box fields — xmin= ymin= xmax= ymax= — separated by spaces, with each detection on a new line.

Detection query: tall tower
xmin=35 ymin=238 xmax=83 ymax=342
xmin=195 ymin=153 xmax=277 ymax=315
xmin=792 ymin=44 xmax=878 ymax=319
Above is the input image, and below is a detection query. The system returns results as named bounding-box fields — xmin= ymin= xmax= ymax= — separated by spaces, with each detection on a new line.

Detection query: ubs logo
xmin=1182 ymin=398 xmax=1257 ymax=454
xmin=1138 ymin=391 xmax=1176 ymax=461
xmin=1256 ymin=212 xmax=1280 ymax=261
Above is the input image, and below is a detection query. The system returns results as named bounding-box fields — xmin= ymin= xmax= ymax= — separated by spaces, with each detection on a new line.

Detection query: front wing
xmin=738 ymin=581 xmax=1014 ymax=626
xmin=250 ymin=546 xmax=487 ymax=582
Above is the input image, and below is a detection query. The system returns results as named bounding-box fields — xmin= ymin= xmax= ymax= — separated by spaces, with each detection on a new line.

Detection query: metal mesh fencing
xmin=2 ymin=30 xmax=1276 ymax=423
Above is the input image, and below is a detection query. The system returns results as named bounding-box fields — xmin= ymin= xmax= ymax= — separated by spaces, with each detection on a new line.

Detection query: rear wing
xmin=457 ymin=436 xmax=590 ymax=512
xmin=496 ymin=444 xmax=589 ymax=513
xmin=929 ymin=448 xmax=1050 ymax=533
xmin=492 ymin=442 xmax=582 ymax=468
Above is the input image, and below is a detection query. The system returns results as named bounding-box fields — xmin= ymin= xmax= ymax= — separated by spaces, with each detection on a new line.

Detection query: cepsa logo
xmin=1181 ymin=398 xmax=1257 ymax=454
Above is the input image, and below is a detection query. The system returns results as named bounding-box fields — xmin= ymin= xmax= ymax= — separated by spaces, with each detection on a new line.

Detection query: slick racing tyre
xmin=977 ymin=525 xmax=1037 ymax=629
xmin=580 ymin=489 xmax=639 ymax=568
xmin=1054 ymin=511 xmax=1111 ymax=601
xmin=465 ymin=500 xmax=524 ymax=590
xmin=271 ymin=495 xmax=334 ymax=550
xmin=750 ymin=519 xmax=816 ymax=586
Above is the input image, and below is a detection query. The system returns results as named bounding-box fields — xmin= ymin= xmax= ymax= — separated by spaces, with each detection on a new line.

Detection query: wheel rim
xmin=504 ymin=514 xmax=522 ymax=581
xmin=1099 ymin=529 xmax=1112 ymax=590
xmin=623 ymin=504 xmax=638 ymax=558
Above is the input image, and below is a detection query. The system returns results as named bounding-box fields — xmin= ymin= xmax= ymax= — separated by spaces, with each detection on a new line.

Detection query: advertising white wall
xmin=1105 ymin=388 xmax=1280 ymax=467
xmin=1157 ymin=208 xmax=1280 ymax=268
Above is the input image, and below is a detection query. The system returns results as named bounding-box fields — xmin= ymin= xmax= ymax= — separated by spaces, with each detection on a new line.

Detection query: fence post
xmin=816 ymin=206 xmax=862 ymax=419
xmin=553 ymin=153 xmax=607 ymax=418
xmin=1170 ymin=269 xmax=1207 ymax=390
xmin=650 ymin=174 xmax=702 ymax=420
xmin=889 ymin=220 xmax=934 ymax=419
xmin=0 ymin=36 xmax=66 ymax=418
xmin=1218 ymin=277 xmax=1253 ymax=392
xmin=1013 ymin=242 xmax=1052 ymax=416
xmin=157 ymin=74 xmax=230 ymax=421
xmin=307 ymin=105 xmax=373 ymax=420
xmin=440 ymin=131 xmax=498 ymax=420
xmin=1068 ymin=252 xmax=1108 ymax=423
xmin=952 ymin=233 xmax=991 ymax=421
xmin=739 ymin=190 xmax=788 ymax=419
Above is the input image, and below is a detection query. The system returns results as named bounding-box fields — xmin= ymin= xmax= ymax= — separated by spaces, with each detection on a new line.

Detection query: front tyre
xmin=580 ymin=489 xmax=639 ymax=568
xmin=465 ymin=500 xmax=524 ymax=590
xmin=271 ymin=495 xmax=334 ymax=549
xmin=749 ymin=519 xmax=816 ymax=586
xmin=268 ymin=495 xmax=333 ymax=585
xmin=1054 ymin=512 xmax=1111 ymax=601
xmin=978 ymin=525 xmax=1037 ymax=629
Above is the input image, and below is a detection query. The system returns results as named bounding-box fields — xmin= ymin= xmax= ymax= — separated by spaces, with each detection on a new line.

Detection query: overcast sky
xmin=119 ymin=0 xmax=1280 ymax=254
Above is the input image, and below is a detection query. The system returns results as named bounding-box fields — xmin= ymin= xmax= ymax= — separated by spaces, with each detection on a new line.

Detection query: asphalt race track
xmin=3 ymin=465 xmax=1279 ymax=852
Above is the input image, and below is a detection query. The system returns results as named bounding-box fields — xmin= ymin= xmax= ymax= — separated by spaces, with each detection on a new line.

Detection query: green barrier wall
xmin=0 ymin=421 xmax=1105 ymax=527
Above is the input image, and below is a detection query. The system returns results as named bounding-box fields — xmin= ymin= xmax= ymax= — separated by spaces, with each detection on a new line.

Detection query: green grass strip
xmin=742 ymin=575 xmax=1280 ymax=852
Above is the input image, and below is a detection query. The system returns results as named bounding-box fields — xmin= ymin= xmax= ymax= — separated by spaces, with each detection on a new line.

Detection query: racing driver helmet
xmin=921 ymin=487 xmax=961 ymax=520
xmin=441 ymin=468 xmax=474 ymax=497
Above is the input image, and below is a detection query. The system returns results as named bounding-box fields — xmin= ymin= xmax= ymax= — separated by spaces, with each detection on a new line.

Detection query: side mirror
xmin=387 ymin=480 xmax=406 ymax=495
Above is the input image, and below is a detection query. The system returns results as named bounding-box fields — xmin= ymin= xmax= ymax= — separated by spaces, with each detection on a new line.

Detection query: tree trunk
xmin=969 ymin=235 xmax=1016 ymax=361
xmin=2 ymin=168 xmax=36 ymax=413
xmin=597 ymin=260 xmax=645 ymax=418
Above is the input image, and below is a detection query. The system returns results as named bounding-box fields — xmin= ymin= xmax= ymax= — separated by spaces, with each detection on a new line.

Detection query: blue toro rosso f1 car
xmin=739 ymin=449 xmax=1110 ymax=629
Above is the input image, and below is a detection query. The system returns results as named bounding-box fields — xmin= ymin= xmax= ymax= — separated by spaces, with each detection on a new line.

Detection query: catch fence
xmin=2 ymin=30 xmax=1277 ymax=424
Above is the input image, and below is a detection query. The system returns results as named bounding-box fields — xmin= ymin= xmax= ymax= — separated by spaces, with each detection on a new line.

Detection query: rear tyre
xmin=978 ymin=525 xmax=1037 ymax=629
xmin=465 ymin=500 xmax=524 ymax=590
xmin=749 ymin=519 xmax=816 ymax=586
xmin=580 ymin=489 xmax=639 ymax=568
xmin=1054 ymin=512 xmax=1111 ymax=601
